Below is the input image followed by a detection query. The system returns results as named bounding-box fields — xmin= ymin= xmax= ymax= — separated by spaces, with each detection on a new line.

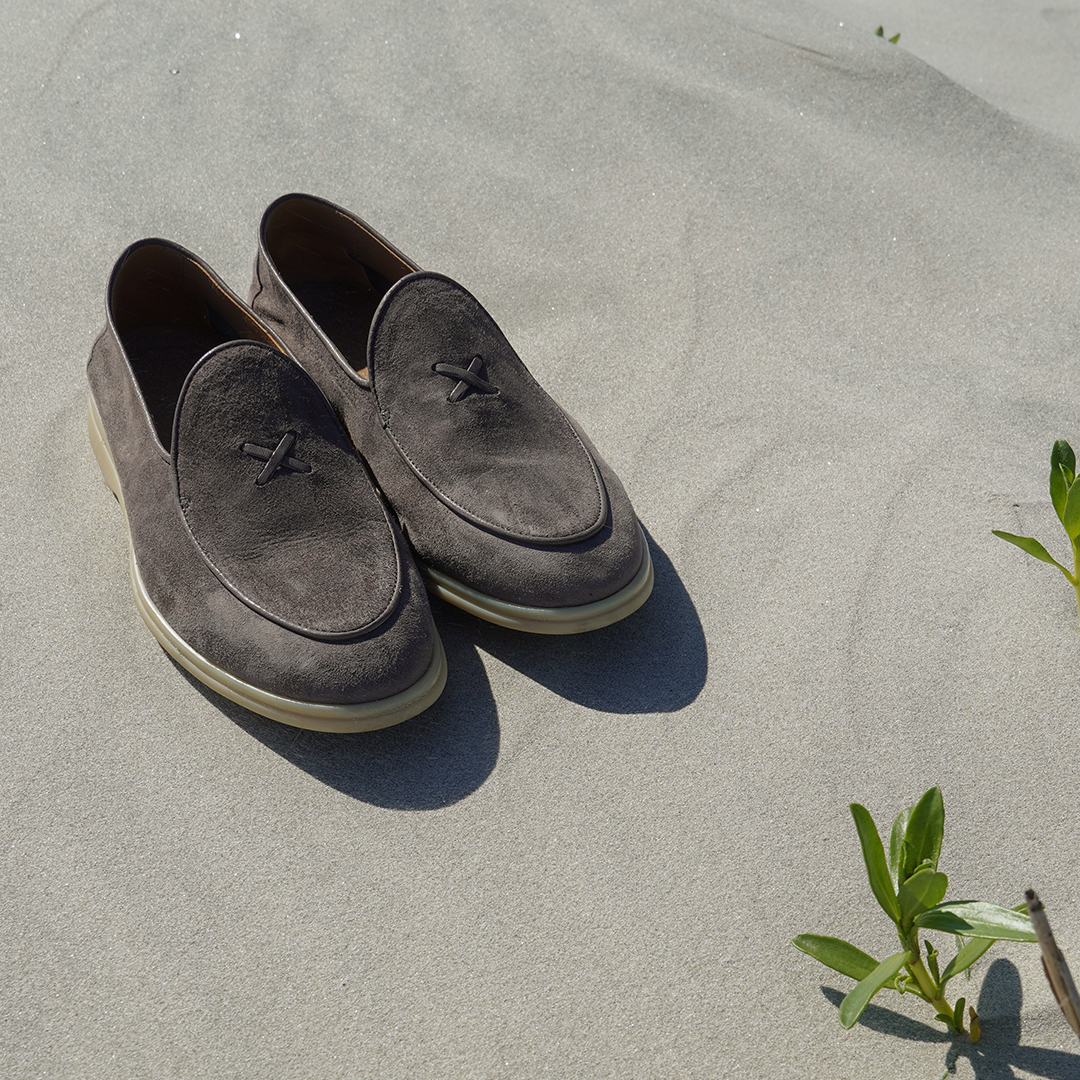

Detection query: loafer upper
xmin=369 ymin=271 xmax=608 ymax=545
xmin=88 ymin=237 xmax=439 ymax=708
xmin=250 ymin=193 xmax=648 ymax=614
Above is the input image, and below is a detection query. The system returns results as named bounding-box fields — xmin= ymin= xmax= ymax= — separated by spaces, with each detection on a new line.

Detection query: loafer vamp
xmin=370 ymin=273 xmax=609 ymax=546
xmin=346 ymin=393 xmax=644 ymax=609
xmin=141 ymin=512 xmax=435 ymax=706
xmin=174 ymin=342 xmax=402 ymax=640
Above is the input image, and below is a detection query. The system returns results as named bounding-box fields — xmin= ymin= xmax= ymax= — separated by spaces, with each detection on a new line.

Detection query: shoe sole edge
xmin=419 ymin=527 xmax=654 ymax=634
xmin=87 ymin=394 xmax=447 ymax=732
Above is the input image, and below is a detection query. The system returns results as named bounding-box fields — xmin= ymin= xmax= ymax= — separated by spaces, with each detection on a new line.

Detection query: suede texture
xmin=173 ymin=342 xmax=403 ymax=640
xmin=249 ymin=194 xmax=645 ymax=609
xmin=369 ymin=272 xmax=608 ymax=544
xmin=88 ymin=240 xmax=436 ymax=705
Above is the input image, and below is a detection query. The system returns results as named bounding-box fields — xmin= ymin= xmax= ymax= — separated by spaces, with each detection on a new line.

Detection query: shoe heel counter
xmin=248 ymin=249 xmax=265 ymax=309
xmin=248 ymin=246 xmax=295 ymax=344
xmin=86 ymin=324 xmax=112 ymax=385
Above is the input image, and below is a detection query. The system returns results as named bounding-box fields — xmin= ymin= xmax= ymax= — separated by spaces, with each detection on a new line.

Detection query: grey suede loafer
xmin=87 ymin=238 xmax=446 ymax=731
xmin=248 ymin=193 xmax=653 ymax=634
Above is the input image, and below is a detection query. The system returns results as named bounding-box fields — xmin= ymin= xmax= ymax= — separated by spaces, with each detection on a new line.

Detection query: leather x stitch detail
xmin=434 ymin=355 xmax=497 ymax=403
xmin=241 ymin=432 xmax=312 ymax=485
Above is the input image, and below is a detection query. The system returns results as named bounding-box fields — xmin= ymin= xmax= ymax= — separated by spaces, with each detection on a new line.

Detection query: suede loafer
xmin=87 ymin=238 xmax=446 ymax=730
xmin=248 ymin=193 xmax=653 ymax=633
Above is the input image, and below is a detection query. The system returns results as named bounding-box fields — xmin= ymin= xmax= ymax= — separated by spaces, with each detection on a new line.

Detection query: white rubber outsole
xmin=419 ymin=526 xmax=654 ymax=635
xmin=87 ymin=395 xmax=447 ymax=732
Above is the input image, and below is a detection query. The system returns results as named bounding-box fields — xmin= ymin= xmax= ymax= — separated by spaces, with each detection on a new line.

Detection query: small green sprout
xmin=875 ymin=25 xmax=901 ymax=43
xmin=792 ymin=787 xmax=1035 ymax=1037
xmin=993 ymin=439 xmax=1080 ymax=620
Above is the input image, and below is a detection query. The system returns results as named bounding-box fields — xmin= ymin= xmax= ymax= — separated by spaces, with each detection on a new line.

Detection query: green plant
xmin=792 ymin=787 xmax=1036 ymax=1037
xmin=875 ymin=25 xmax=901 ymax=43
xmin=993 ymin=439 xmax=1080 ymax=620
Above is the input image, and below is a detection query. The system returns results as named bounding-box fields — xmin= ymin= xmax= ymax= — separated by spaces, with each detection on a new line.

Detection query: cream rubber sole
xmin=419 ymin=526 xmax=654 ymax=634
xmin=87 ymin=395 xmax=446 ymax=732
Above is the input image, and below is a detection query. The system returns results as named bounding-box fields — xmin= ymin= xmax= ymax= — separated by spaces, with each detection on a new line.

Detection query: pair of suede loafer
xmin=87 ymin=194 xmax=653 ymax=732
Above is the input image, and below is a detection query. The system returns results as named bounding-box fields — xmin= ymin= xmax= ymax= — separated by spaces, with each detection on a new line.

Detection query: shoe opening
xmin=263 ymin=196 xmax=416 ymax=379
xmin=111 ymin=242 xmax=282 ymax=447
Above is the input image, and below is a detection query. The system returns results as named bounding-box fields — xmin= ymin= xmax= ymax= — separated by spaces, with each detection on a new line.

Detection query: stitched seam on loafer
xmin=172 ymin=344 xmax=405 ymax=642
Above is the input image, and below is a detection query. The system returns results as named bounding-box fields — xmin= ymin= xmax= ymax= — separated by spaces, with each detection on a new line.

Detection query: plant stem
xmin=905 ymin=938 xmax=961 ymax=1032
xmin=1072 ymin=540 xmax=1080 ymax=624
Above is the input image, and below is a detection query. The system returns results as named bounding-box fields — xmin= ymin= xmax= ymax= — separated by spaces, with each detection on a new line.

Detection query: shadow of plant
xmin=439 ymin=526 xmax=707 ymax=714
xmin=173 ymin=598 xmax=499 ymax=810
xmin=820 ymin=987 xmax=953 ymax=1043
xmin=821 ymin=959 xmax=1080 ymax=1078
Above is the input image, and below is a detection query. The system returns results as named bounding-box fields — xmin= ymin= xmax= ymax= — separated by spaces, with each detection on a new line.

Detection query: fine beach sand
xmin=3 ymin=2 xmax=1079 ymax=1076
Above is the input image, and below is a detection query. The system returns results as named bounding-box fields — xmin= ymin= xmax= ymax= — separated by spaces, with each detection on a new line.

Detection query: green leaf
xmin=939 ymin=935 xmax=996 ymax=985
xmin=902 ymin=787 xmax=945 ymax=879
xmin=1051 ymin=465 xmax=1069 ymax=524
xmin=898 ymin=868 xmax=949 ymax=931
xmin=888 ymin=806 xmax=913 ymax=890
xmin=894 ymin=972 xmax=929 ymax=1001
xmin=1064 ymin=481 xmax=1080 ymax=540
xmin=953 ymin=996 xmax=966 ymax=1030
xmin=889 ymin=32 xmax=900 ymax=43
xmin=851 ymin=803 xmax=901 ymax=923
xmin=1050 ymin=439 xmax=1075 ymax=522
xmin=914 ymin=901 xmax=1037 ymax=941
xmin=1052 ymin=439 xmax=1076 ymax=487
xmin=839 ymin=952 xmax=910 ymax=1028
xmin=991 ymin=531 xmax=1070 ymax=574
xmin=874 ymin=25 xmax=884 ymax=35
xmin=791 ymin=935 xmax=880 ymax=982
xmin=925 ymin=939 xmax=941 ymax=984
xmin=989 ymin=531 xmax=1067 ymax=574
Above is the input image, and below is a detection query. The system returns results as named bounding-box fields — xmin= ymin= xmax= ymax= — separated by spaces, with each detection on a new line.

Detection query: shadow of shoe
xmin=169 ymin=607 xmax=499 ymax=810
xmin=440 ymin=526 xmax=707 ymax=714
